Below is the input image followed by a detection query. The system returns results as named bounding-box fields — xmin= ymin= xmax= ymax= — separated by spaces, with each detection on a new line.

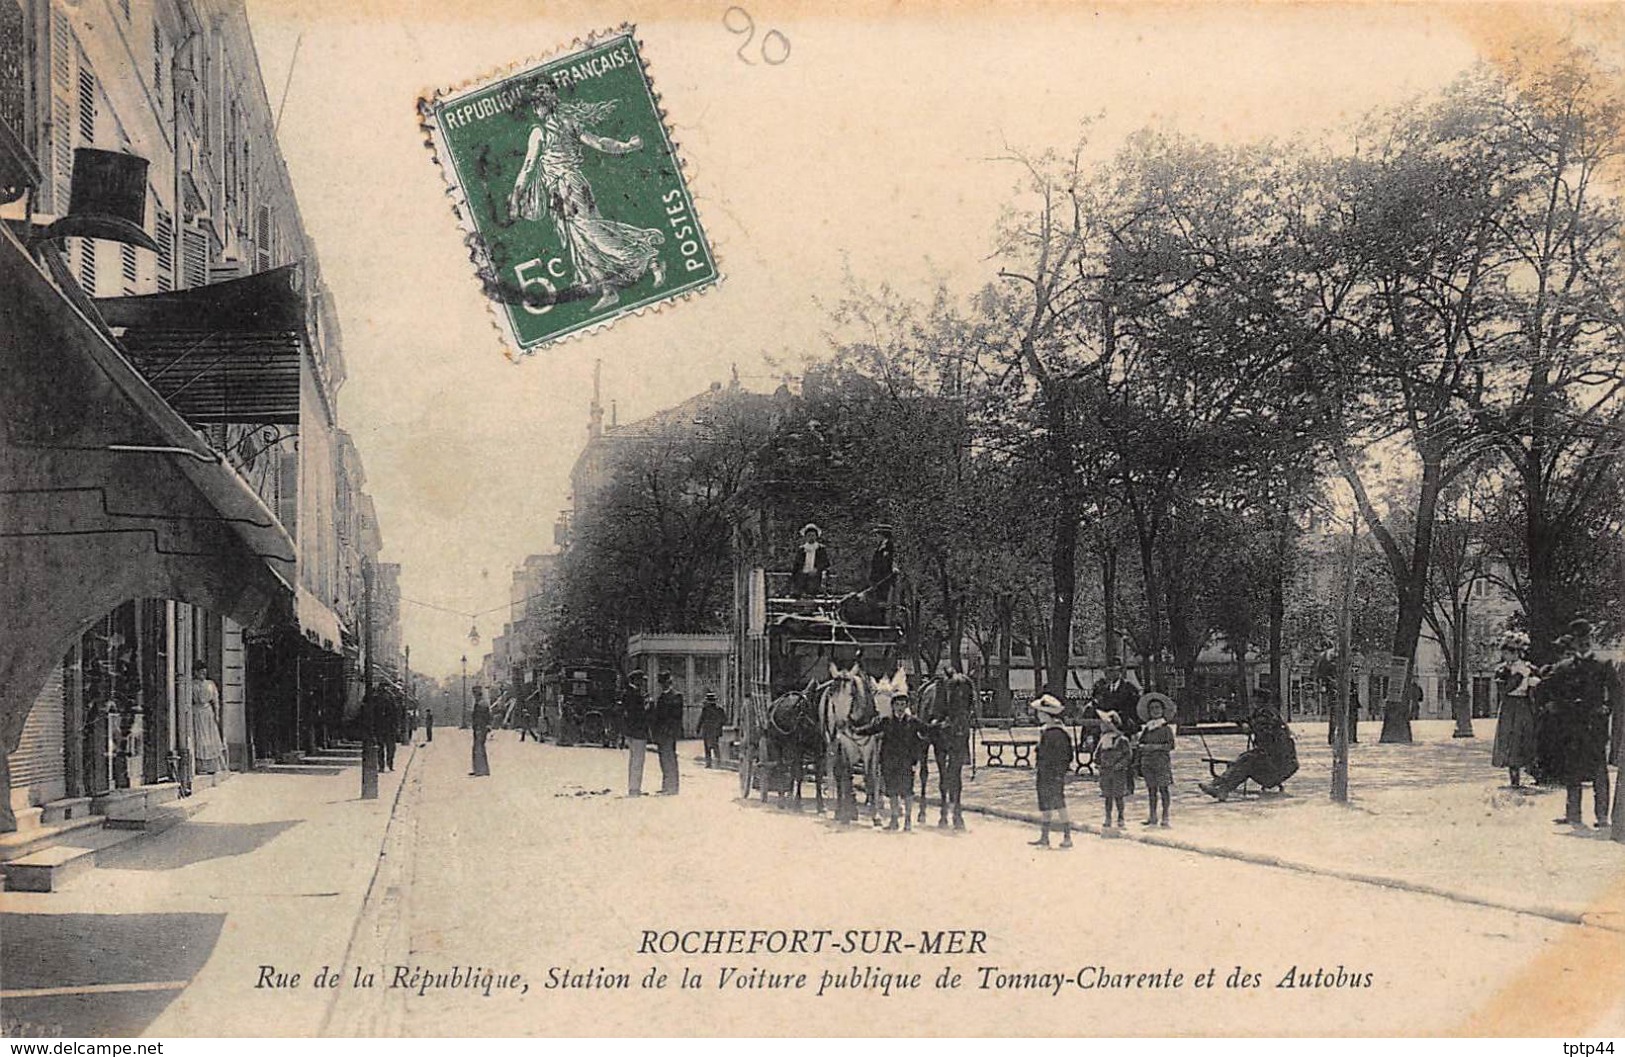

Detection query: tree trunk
xmin=1269 ymin=503 xmax=1288 ymax=715
xmin=993 ymin=593 xmax=1014 ymax=717
xmin=1048 ymin=509 xmax=1078 ymax=700
xmin=1100 ymin=546 xmax=1118 ymax=662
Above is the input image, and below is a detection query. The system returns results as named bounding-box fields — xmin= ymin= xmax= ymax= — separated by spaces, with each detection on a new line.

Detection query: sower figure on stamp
xmin=506 ymin=81 xmax=666 ymax=312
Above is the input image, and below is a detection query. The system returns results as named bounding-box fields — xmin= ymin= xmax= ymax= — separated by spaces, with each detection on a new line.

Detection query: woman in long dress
xmin=191 ymin=662 xmax=227 ymax=775
xmin=1491 ymin=630 xmax=1539 ymax=788
xmin=506 ymin=82 xmax=666 ymax=311
xmin=470 ymin=686 xmax=492 ymax=777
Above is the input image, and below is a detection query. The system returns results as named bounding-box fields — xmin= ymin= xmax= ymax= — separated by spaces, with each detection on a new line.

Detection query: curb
xmin=319 ymin=742 xmax=422 ymax=1037
xmin=956 ymin=798 xmax=1620 ymax=933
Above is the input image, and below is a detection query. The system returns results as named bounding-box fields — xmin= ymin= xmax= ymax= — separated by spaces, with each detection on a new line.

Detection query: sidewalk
xmin=0 ymin=744 xmax=415 ymax=1037
xmin=954 ymin=719 xmax=1625 ymax=929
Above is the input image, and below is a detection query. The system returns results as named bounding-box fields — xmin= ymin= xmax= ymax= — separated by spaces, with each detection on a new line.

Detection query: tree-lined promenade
xmin=547 ymin=55 xmax=1625 ymax=722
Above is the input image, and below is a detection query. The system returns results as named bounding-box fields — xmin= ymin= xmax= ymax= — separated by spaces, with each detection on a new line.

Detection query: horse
xmin=821 ymin=662 xmax=884 ymax=824
xmin=760 ymin=688 xmax=825 ymax=812
xmin=916 ymin=671 xmax=975 ymax=829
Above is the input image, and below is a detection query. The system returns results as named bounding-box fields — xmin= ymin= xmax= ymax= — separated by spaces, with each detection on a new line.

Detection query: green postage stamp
xmin=420 ymin=29 xmax=718 ymax=352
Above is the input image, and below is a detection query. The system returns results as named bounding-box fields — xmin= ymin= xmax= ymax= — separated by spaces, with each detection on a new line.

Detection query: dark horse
xmin=756 ymin=689 xmax=825 ymax=812
xmin=916 ymin=671 xmax=974 ymax=828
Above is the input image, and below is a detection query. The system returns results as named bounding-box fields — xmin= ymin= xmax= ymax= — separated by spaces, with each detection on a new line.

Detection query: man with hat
xmin=1538 ymin=619 xmax=1618 ymax=828
xmin=1092 ymin=658 xmax=1142 ymax=735
xmin=652 ymin=671 xmax=686 ymax=795
xmin=1199 ymin=698 xmax=1299 ymax=802
xmin=866 ymin=524 xmax=898 ymax=608
xmin=697 ymin=690 xmax=727 ymax=769
xmin=622 ymin=671 xmax=651 ymax=797
xmin=790 ymin=523 xmax=830 ymax=597
xmin=1030 ymin=694 xmax=1073 ymax=848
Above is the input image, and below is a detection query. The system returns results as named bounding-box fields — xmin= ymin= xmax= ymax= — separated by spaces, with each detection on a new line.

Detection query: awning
xmin=0 ymin=227 xmax=297 ymax=818
xmin=296 ymin=586 xmax=345 ymax=653
xmin=93 ymin=265 xmax=307 ymax=424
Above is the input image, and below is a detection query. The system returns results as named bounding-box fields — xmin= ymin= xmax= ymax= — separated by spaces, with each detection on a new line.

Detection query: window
xmin=182 ymin=227 xmax=209 ymax=288
xmin=153 ymin=24 xmax=165 ymax=98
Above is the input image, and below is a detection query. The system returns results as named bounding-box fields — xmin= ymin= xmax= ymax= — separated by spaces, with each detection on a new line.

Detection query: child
xmin=1030 ymin=694 xmax=1074 ymax=848
xmin=1135 ymin=693 xmax=1176 ymax=827
xmin=855 ymin=695 xmax=926 ymax=831
xmin=1095 ymin=709 xmax=1134 ymax=830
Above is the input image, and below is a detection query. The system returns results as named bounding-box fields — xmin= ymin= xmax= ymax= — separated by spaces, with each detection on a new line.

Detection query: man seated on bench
xmin=1198 ymin=701 xmax=1298 ymax=802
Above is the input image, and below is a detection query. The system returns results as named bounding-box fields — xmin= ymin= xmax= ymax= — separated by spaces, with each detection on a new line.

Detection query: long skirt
xmin=192 ymin=706 xmax=225 ymax=774
xmin=472 ymin=732 xmax=490 ymax=776
xmin=1491 ymin=697 xmax=1537 ymax=770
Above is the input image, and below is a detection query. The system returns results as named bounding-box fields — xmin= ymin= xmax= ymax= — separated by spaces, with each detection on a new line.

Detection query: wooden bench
xmin=981 ymin=733 xmax=1039 ymax=767
xmin=1192 ymin=722 xmax=1288 ymax=796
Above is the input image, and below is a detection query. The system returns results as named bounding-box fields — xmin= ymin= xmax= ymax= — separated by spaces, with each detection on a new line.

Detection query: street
xmin=7 ymin=731 xmax=1625 ymax=1036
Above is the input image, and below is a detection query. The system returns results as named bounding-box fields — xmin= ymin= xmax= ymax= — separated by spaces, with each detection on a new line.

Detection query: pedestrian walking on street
xmin=1030 ymin=694 xmax=1073 ymax=848
xmin=470 ymin=686 xmax=492 ymax=777
xmin=1492 ymin=630 xmax=1540 ymax=788
xmin=653 ymin=672 xmax=684 ymax=795
xmin=698 ymin=691 xmax=726 ymax=769
xmin=424 ymin=707 xmax=434 ymax=744
xmin=1537 ymin=620 xmax=1618 ymax=829
xmin=377 ymin=687 xmax=399 ymax=772
xmin=853 ymin=694 xmax=927 ymax=832
xmin=1095 ymin=710 xmax=1133 ymax=830
xmin=1136 ymin=693 xmax=1176 ymax=827
xmin=623 ymin=671 xmax=651 ymax=796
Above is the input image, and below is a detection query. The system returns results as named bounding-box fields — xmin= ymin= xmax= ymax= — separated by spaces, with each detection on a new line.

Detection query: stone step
xmin=3 ymin=800 xmax=203 ymax=891
xmin=0 ymin=813 xmax=105 ymax=863
xmin=41 ymin=797 xmax=96 ymax=825
xmin=11 ymin=806 xmax=44 ymax=833
xmin=258 ymin=762 xmax=343 ymax=775
xmin=302 ymin=753 xmax=361 ymax=764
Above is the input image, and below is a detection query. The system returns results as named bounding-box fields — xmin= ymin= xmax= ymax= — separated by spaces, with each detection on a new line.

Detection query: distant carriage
xmin=540 ymin=662 xmax=621 ymax=747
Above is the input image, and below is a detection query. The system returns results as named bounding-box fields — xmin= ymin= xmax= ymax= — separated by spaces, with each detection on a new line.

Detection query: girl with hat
xmin=1095 ymin=709 xmax=1134 ymax=830
xmin=1492 ymin=630 xmax=1539 ymax=789
xmin=1135 ymin=692 xmax=1176 ymax=827
xmin=1030 ymin=695 xmax=1073 ymax=848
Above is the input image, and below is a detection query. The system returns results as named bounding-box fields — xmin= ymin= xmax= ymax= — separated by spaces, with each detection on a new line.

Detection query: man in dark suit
xmin=652 ymin=672 xmax=685 ymax=794
xmin=1093 ymin=659 xmax=1142 ymax=735
xmin=623 ymin=671 xmax=651 ymax=797
xmin=1542 ymin=619 xmax=1619 ymax=829
xmin=866 ymin=524 xmax=898 ymax=607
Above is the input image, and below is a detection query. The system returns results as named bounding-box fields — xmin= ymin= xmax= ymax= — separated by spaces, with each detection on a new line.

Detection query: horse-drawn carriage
xmin=735 ymin=578 xmax=975 ymax=826
xmin=539 ymin=662 xmax=621 ymax=747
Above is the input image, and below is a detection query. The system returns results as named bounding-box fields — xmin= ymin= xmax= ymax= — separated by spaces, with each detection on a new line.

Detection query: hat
xmin=1499 ymin=630 xmax=1530 ymax=652
xmin=1031 ymin=694 xmax=1064 ymax=717
xmin=1568 ymin=618 xmax=1594 ymax=638
xmin=1096 ymin=709 xmax=1123 ymax=731
xmin=628 ymin=670 xmax=647 ymax=683
xmin=658 ymin=671 xmax=673 ymax=683
xmin=704 ymin=690 xmax=718 ymax=701
xmin=801 ymin=523 xmax=821 ymax=536
xmin=1137 ymin=692 xmax=1175 ymax=723
xmin=872 ymin=523 xmax=894 ymax=535
xmin=1106 ymin=657 xmax=1124 ymax=668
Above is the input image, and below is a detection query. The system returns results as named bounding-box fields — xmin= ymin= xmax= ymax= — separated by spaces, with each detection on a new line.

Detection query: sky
xmin=238 ymin=1 xmax=1601 ymax=678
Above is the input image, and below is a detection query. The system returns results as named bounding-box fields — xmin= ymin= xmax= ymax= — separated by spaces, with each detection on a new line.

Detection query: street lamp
xmin=461 ymin=653 xmax=469 ymax=729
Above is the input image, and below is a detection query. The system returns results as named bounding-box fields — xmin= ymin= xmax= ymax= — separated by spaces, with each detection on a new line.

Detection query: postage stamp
xmin=419 ymin=28 xmax=718 ymax=352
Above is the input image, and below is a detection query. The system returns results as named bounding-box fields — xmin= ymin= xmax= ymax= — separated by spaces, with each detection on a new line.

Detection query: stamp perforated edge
xmin=416 ymin=24 xmax=724 ymax=362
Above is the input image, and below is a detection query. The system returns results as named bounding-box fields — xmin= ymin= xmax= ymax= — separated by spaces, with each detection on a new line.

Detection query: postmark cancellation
xmin=419 ymin=28 xmax=719 ymax=353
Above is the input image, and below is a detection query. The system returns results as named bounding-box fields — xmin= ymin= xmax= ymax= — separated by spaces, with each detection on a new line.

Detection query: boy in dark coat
xmin=1030 ymin=694 xmax=1073 ymax=848
xmin=854 ymin=695 xmax=927 ymax=831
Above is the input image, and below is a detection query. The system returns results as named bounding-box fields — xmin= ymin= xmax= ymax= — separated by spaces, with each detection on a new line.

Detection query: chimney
xmin=588 ymin=359 xmax=604 ymax=440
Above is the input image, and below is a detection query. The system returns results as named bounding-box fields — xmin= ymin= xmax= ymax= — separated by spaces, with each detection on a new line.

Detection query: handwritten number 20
xmin=724 ymin=6 xmax=790 ymax=66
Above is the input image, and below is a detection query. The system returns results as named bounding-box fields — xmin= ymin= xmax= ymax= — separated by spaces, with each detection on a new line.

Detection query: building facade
xmin=0 ymin=0 xmax=396 ymax=832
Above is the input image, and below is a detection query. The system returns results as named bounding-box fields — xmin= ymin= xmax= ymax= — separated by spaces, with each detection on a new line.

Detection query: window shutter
xmin=121 ymin=242 xmax=138 ymax=294
xmin=256 ymin=205 xmax=272 ymax=271
xmin=155 ymin=207 xmax=174 ymax=290
xmin=76 ymin=64 xmax=94 ymax=145
xmin=48 ymin=11 xmax=72 ymax=214
xmin=78 ymin=236 xmax=95 ymax=294
xmin=153 ymin=24 xmax=164 ymax=97
xmin=182 ymin=226 xmax=208 ymax=288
